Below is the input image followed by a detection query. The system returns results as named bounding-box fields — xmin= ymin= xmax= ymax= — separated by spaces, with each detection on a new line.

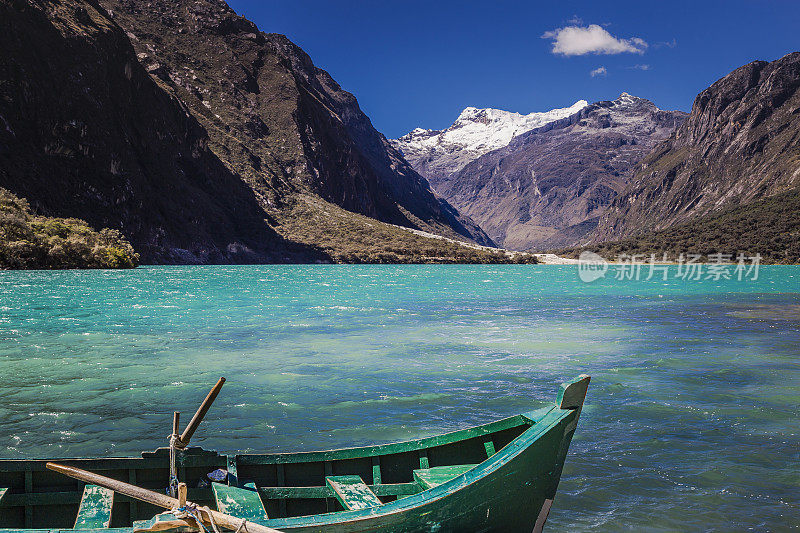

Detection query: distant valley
xmin=395 ymin=53 xmax=800 ymax=262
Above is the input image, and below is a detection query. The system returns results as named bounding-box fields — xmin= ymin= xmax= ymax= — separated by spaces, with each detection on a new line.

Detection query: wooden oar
xmin=172 ymin=411 xmax=181 ymax=437
xmin=46 ymin=462 xmax=283 ymax=533
xmin=176 ymin=377 xmax=225 ymax=448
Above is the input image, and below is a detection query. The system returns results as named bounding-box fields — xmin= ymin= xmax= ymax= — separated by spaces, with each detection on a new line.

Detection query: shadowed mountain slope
xmin=0 ymin=0 xmax=309 ymax=263
xmin=0 ymin=0 xmax=499 ymax=265
xmin=101 ymin=0 xmax=492 ymax=247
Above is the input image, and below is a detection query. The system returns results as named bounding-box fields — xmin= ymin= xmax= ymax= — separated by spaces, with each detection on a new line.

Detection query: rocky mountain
xmin=426 ymin=94 xmax=686 ymax=250
xmin=0 ymin=0 xmax=501 ymax=265
xmin=0 ymin=0 xmax=303 ymax=263
xmin=100 ymin=0 xmax=492 ymax=247
xmin=594 ymin=52 xmax=800 ymax=242
xmin=392 ymin=100 xmax=588 ymax=183
xmin=558 ymin=187 xmax=800 ymax=264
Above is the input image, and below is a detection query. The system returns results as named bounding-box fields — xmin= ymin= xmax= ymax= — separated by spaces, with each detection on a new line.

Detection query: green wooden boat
xmin=0 ymin=375 xmax=589 ymax=532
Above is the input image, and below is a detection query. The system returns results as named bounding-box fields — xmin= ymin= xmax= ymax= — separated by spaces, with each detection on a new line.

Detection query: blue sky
xmin=228 ymin=0 xmax=800 ymax=139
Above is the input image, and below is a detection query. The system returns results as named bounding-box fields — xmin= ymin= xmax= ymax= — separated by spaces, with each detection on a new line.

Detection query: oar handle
xmin=47 ymin=461 xmax=176 ymax=508
xmin=46 ymin=462 xmax=284 ymax=533
xmin=179 ymin=377 xmax=225 ymax=447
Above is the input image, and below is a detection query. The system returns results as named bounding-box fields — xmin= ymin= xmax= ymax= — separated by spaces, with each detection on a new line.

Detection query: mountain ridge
xmin=0 ymin=0 xmax=304 ymax=263
xmin=392 ymin=100 xmax=588 ymax=183
xmin=592 ymin=52 xmax=800 ymax=242
xmin=0 ymin=0 xmax=514 ymax=265
xmin=407 ymin=93 xmax=686 ymax=251
xmin=102 ymin=0 xmax=494 ymax=248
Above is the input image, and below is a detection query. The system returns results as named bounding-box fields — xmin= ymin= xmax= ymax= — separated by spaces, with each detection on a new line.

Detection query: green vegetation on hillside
xmin=555 ymin=189 xmax=800 ymax=264
xmin=276 ymin=196 xmax=538 ymax=264
xmin=0 ymin=189 xmax=139 ymax=269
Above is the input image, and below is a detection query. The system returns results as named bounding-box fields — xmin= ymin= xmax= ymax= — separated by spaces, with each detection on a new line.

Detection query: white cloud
xmin=655 ymin=38 xmax=677 ymax=49
xmin=542 ymin=24 xmax=648 ymax=56
xmin=630 ymin=64 xmax=650 ymax=70
xmin=590 ymin=66 xmax=608 ymax=77
xmin=567 ymin=15 xmax=583 ymax=25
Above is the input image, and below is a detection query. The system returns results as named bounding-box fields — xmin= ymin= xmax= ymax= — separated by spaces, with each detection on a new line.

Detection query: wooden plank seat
xmin=325 ymin=475 xmax=383 ymax=511
xmin=212 ymin=482 xmax=269 ymax=521
xmin=74 ymin=484 xmax=114 ymax=528
xmin=413 ymin=464 xmax=477 ymax=490
xmin=132 ymin=512 xmax=196 ymax=533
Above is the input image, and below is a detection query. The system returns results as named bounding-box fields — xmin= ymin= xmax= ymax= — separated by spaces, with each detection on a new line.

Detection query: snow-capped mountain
xmin=433 ymin=93 xmax=687 ymax=251
xmin=391 ymin=100 xmax=588 ymax=182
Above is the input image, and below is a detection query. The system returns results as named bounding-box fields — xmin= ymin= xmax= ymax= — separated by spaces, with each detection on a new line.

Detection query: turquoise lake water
xmin=0 ymin=265 xmax=798 ymax=531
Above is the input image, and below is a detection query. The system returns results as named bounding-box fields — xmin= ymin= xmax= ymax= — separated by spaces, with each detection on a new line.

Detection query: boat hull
xmin=269 ymin=406 xmax=578 ymax=532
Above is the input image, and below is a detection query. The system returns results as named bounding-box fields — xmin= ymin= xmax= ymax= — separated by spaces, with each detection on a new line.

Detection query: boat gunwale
xmin=236 ymin=412 xmax=536 ymax=464
xmin=0 ymin=413 xmax=538 ymax=469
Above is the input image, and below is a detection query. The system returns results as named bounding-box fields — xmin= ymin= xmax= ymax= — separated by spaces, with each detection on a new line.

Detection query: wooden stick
xmin=46 ymin=462 xmax=284 ymax=533
xmin=177 ymin=482 xmax=187 ymax=507
xmin=179 ymin=377 xmax=225 ymax=447
xmin=169 ymin=411 xmax=181 ymax=498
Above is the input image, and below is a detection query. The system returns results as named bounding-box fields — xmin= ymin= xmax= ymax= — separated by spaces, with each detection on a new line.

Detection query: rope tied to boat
xmin=158 ymin=503 xmax=248 ymax=533
xmin=168 ymin=432 xmax=185 ymax=498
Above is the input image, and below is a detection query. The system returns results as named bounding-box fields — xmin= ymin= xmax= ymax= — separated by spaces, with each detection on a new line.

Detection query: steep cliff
xmin=0 ymin=0 xmax=497 ymax=266
xmin=100 ymin=0 xmax=492 ymax=246
xmin=0 ymin=0 xmax=305 ymax=263
xmin=594 ymin=52 xmax=800 ymax=241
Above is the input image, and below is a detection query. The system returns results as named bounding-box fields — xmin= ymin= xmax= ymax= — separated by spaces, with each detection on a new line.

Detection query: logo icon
xmin=577 ymin=251 xmax=609 ymax=283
